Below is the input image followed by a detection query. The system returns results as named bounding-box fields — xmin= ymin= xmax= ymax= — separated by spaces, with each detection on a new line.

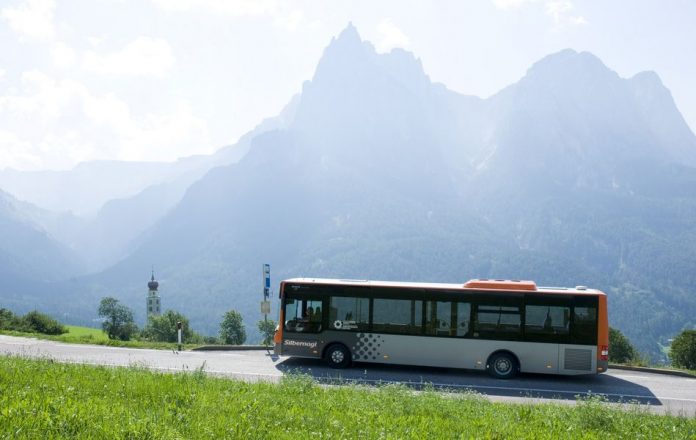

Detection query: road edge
xmin=192 ymin=345 xmax=269 ymax=351
xmin=609 ymin=364 xmax=696 ymax=378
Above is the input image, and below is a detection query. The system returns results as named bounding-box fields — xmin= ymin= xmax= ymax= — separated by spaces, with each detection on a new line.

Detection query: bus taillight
xmin=600 ymin=345 xmax=609 ymax=361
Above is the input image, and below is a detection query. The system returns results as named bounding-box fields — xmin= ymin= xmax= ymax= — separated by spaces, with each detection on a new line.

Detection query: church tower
xmin=147 ymin=270 xmax=161 ymax=317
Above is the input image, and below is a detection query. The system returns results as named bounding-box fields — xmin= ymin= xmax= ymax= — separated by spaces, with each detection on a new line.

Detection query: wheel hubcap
xmin=495 ymin=358 xmax=511 ymax=374
xmin=331 ymin=350 xmax=344 ymax=363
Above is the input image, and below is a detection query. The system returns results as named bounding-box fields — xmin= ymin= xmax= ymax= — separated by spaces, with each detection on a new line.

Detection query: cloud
xmin=544 ymin=0 xmax=587 ymax=27
xmin=151 ymin=0 xmax=277 ymax=16
xmin=376 ymin=19 xmax=410 ymax=53
xmin=50 ymin=42 xmax=77 ymax=69
xmin=0 ymin=70 xmax=210 ymax=170
xmin=0 ymin=0 xmax=55 ymax=42
xmin=492 ymin=0 xmax=537 ymax=10
xmin=150 ymin=0 xmax=304 ymax=30
xmin=274 ymin=9 xmax=303 ymax=32
xmin=492 ymin=0 xmax=587 ymax=27
xmin=82 ymin=37 xmax=176 ymax=77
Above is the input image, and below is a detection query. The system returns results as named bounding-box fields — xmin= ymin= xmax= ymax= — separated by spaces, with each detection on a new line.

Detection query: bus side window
xmin=456 ymin=302 xmax=471 ymax=337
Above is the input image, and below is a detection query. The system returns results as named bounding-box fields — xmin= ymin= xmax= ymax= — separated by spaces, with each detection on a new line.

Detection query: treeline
xmin=0 ymin=308 xmax=67 ymax=335
xmin=97 ymin=297 xmax=275 ymax=346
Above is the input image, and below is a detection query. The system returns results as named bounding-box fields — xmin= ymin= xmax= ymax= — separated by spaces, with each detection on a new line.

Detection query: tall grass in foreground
xmin=0 ymin=356 xmax=694 ymax=439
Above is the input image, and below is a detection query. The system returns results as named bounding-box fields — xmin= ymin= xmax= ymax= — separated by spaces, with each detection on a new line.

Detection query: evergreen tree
xmin=220 ymin=310 xmax=246 ymax=345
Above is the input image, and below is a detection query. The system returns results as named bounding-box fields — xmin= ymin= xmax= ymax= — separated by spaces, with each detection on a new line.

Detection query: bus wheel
xmin=487 ymin=352 xmax=518 ymax=379
xmin=325 ymin=344 xmax=351 ymax=369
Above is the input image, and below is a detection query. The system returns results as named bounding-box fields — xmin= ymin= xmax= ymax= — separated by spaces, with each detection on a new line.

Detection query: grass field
xmin=0 ymin=356 xmax=694 ymax=439
xmin=0 ymin=325 xmax=201 ymax=350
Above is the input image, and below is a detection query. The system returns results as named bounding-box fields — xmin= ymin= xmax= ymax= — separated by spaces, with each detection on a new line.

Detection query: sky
xmin=1 ymin=0 xmax=695 ymax=171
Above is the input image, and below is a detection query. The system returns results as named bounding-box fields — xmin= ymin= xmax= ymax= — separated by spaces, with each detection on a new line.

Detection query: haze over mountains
xmin=2 ymin=24 xmax=695 ymax=358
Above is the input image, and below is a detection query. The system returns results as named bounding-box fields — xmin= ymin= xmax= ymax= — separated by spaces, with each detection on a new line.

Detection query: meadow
xmin=0 ymin=325 xmax=201 ymax=350
xmin=0 ymin=356 xmax=694 ymax=439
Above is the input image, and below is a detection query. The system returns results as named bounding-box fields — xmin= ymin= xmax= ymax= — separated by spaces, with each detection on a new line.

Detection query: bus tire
xmin=487 ymin=352 xmax=519 ymax=379
xmin=325 ymin=344 xmax=351 ymax=369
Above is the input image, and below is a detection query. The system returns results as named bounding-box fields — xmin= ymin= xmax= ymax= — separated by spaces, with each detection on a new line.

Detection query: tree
xmin=220 ymin=310 xmax=246 ymax=345
xmin=142 ymin=310 xmax=192 ymax=342
xmin=609 ymin=327 xmax=638 ymax=364
xmin=257 ymin=319 xmax=277 ymax=346
xmin=670 ymin=329 xmax=696 ymax=370
xmin=98 ymin=297 xmax=137 ymax=341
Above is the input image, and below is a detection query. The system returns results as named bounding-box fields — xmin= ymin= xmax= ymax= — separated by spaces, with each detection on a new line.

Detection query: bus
xmin=274 ymin=278 xmax=609 ymax=379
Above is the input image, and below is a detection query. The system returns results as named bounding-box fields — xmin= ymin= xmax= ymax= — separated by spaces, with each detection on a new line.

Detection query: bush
xmin=257 ymin=319 xmax=277 ymax=346
xmin=0 ymin=308 xmax=16 ymax=330
xmin=141 ymin=310 xmax=193 ymax=342
xmin=203 ymin=335 xmax=220 ymax=344
xmin=670 ymin=329 xmax=696 ymax=370
xmin=22 ymin=310 xmax=67 ymax=335
xmin=0 ymin=308 xmax=67 ymax=335
xmin=609 ymin=327 xmax=638 ymax=364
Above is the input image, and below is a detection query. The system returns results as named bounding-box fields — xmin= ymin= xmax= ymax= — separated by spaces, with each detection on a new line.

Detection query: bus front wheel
xmin=487 ymin=352 xmax=519 ymax=379
xmin=325 ymin=344 xmax=351 ymax=369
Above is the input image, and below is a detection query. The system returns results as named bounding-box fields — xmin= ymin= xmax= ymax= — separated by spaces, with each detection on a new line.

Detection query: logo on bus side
xmin=283 ymin=339 xmax=318 ymax=349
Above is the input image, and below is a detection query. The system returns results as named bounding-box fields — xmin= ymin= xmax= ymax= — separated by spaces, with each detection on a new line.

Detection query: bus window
xmin=524 ymin=305 xmax=570 ymax=342
xmin=329 ymin=296 xmax=369 ymax=331
xmin=372 ymin=298 xmax=422 ymax=335
xmin=572 ymin=305 xmax=597 ymax=345
xmin=473 ymin=302 xmax=521 ymax=340
xmin=426 ymin=301 xmax=452 ymax=336
xmin=284 ymin=298 xmax=323 ymax=333
xmin=456 ymin=302 xmax=471 ymax=337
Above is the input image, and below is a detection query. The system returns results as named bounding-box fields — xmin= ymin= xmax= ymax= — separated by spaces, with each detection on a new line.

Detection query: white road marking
xmin=330 ymin=377 xmax=696 ymax=403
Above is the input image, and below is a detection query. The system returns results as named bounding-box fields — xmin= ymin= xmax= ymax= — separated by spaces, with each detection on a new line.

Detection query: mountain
xmin=0 ymin=98 xmax=300 ymax=273
xmin=0 ymin=190 xmax=83 ymax=314
xmin=7 ymin=26 xmax=696 ymax=358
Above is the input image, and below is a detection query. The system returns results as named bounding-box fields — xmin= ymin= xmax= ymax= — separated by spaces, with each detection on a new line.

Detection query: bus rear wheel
xmin=325 ymin=344 xmax=351 ymax=369
xmin=487 ymin=352 xmax=519 ymax=379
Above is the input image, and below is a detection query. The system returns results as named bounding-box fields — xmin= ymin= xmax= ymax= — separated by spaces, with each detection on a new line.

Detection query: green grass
xmin=0 ymin=356 xmax=694 ymax=439
xmin=0 ymin=325 xmax=202 ymax=350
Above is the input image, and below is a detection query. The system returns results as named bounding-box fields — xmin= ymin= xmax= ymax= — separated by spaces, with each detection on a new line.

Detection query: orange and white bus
xmin=274 ymin=278 xmax=609 ymax=378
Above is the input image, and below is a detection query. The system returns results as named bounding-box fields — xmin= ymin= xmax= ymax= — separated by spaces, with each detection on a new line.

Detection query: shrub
xmin=0 ymin=308 xmax=67 ymax=335
xmin=22 ymin=310 xmax=67 ymax=335
xmin=0 ymin=308 xmax=16 ymax=330
xmin=670 ymin=329 xmax=696 ymax=370
xmin=257 ymin=319 xmax=277 ymax=346
xmin=141 ymin=310 xmax=193 ymax=342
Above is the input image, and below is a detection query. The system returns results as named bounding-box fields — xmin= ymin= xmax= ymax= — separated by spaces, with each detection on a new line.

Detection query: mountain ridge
xmin=3 ymin=25 xmax=695 ymax=359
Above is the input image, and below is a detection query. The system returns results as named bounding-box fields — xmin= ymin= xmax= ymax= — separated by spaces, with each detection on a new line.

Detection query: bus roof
xmin=281 ymin=277 xmax=604 ymax=295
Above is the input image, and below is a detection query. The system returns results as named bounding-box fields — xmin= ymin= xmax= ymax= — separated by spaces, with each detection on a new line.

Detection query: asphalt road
xmin=2 ymin=335 xmax=695 ymax=416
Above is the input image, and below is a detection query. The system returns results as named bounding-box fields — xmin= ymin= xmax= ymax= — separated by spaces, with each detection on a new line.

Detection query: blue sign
xmin=263 ymin=264 xmax=270 ymax=299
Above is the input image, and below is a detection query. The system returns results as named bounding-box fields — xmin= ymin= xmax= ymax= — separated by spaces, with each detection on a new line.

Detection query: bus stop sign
xmin=263 ymin=264 xmax=270 ymax=300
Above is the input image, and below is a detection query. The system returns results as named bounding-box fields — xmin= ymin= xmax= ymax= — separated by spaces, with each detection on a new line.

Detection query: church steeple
xmin=146 ymin=268 xmax=161 ymax=317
